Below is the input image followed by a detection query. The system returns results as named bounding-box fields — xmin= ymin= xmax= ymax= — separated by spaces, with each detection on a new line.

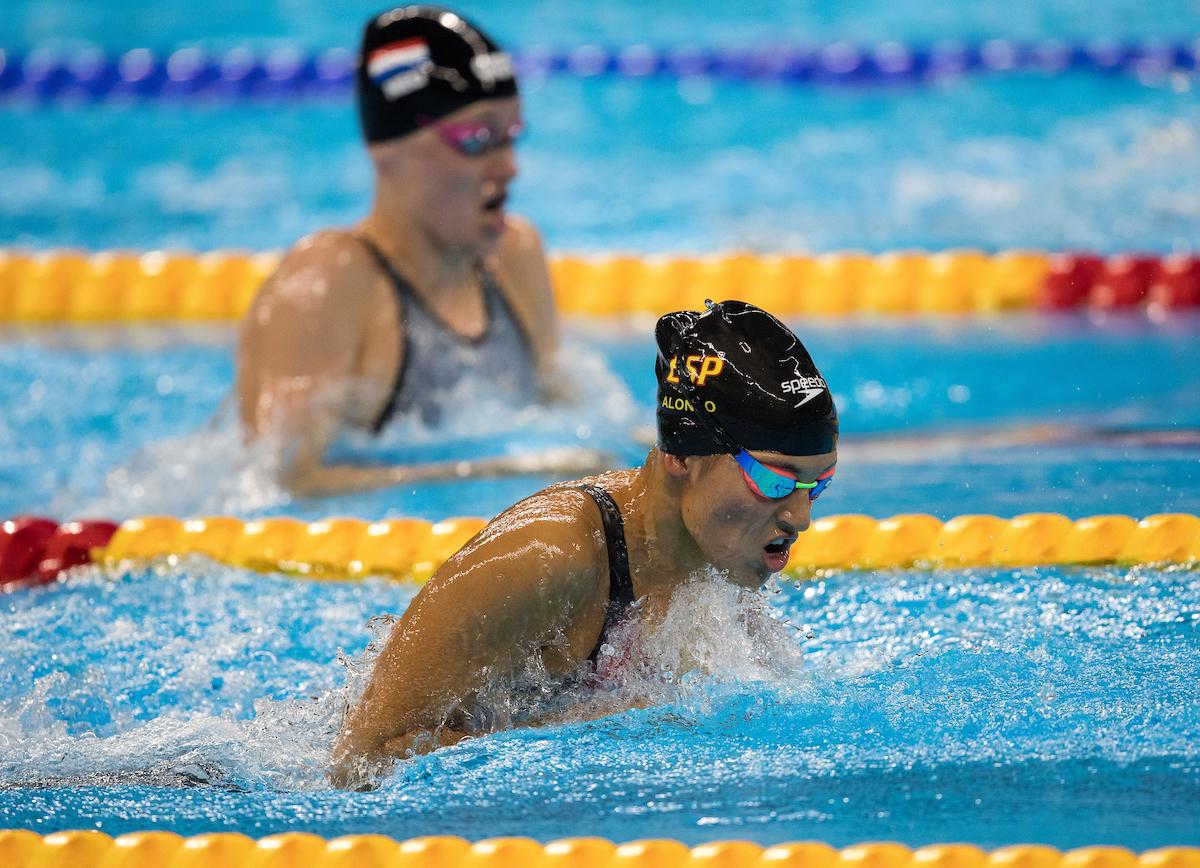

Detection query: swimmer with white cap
xmin=331 ymin=300 xmax=839 ymax=788
xmin=237 ymin=6 xmax=571 ymax=496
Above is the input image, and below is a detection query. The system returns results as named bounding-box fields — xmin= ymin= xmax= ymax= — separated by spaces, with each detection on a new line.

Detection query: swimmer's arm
xmin=238 ymin=230 xmax=601 ymax=497
xmin=287 ymin=448 xmax=615 ymax=498
xmin=330 ymin=509 xmax=599 ymax=788
xmin=235 ymin=233 xmax=380 ymax=490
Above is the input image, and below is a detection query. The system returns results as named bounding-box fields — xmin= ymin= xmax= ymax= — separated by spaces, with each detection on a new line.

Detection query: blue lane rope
xmin=0 ymin=39 xmax=1196 ymax=101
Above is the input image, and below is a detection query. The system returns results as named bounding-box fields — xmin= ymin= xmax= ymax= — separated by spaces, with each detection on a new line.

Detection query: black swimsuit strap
xmin=355 ymin=232 xmax=522 ymax=434
xmin=356 ymin=234 xmax=415 ymax=433
xmin=356 ymin=233 xmax=415 ymax=298
xmin=358 ymin=232 xmax=499 ymax=334
xmin=578 ymin=483 xmax=635 ymax=663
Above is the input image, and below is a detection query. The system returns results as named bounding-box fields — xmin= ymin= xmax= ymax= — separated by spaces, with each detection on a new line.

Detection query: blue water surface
xmin=4 ymin=74 xmax=1198 ymax=253
xmin=8 ymin=0 xmax=1200 ymax=50
xmin=0 ymin=559 xmax=1197 ymax=848
xmin=3 ymin=314 xmax=1199 ymax=522
xmin=2 ymin=0 xmax=1199 ymax=253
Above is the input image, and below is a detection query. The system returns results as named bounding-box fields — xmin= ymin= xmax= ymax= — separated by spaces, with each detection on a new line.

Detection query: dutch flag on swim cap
xmin=356 ymin=5 xmax=518 ymax=144
xmin=367 ymin=38 xmax=433 ymax=99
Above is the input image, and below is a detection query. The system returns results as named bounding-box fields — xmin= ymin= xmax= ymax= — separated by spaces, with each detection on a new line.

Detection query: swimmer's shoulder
xmin=468 ymin=480 xmax=610 ymax=561
xmin=444 ymin=473 xmax=636 ymax=603
xmin=493 ymin=215 xmax=550 ymax=299
xmin=495 ymin=213 xmax=545 ymax=265
xmin=539 ymin=468 xmax=639 ymax=549
xmin=246 ymin=230 xmax=386 ymax=326
xmin=238 ymin=229 xmax=394 ymax=379
xmin=252 ymin=229 xmax=385 ymax=318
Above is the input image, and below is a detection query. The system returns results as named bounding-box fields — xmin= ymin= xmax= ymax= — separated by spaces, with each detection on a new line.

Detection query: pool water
xmin=5 ymin=76 xmax=1198 ymax=254
xmin=1 ymin=559 xmax=1198 ymax=848
xmin=2 ymin=314 xmax=1199 ymax=848
xmin=3 ymin=316 xmax=1198 ymax=523
xmin=3 ymin=0 xmax=1200 ymax=851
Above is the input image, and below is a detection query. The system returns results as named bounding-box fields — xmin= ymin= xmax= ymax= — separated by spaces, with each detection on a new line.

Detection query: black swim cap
xmin=357 ymin=6 xmax=519 ymax=144
xmin=656 ymin=300 xmax=838 ymax=457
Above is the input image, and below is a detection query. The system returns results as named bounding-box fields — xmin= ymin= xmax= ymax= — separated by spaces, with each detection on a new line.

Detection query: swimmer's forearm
xmin=383 ymin=727 xmax=470 ymax=756
xmin=329 ymin=739 xmax=389 ymax=790
xmin=286 ymin=449 xmax=614 ymax=497
xmin=284 ymin=462 xmax=430 ymax=497
xmin=329 ymin=710 xmax=434 ymax=788
xmin=284 ymin=453 xmax=541 ymax=495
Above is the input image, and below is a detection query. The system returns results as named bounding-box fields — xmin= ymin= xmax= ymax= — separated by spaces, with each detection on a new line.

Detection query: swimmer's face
xmin=676 ymin=449 xmax=838 ymax=588
xmin=370 ymin=97 xmax=521 ymax=256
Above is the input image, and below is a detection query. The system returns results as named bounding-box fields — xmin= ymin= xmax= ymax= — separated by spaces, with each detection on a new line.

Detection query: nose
xmin=489 ymin=143 xmax=517 ymax=184
xmin=775 ymin=490 xmax=813 ymax=534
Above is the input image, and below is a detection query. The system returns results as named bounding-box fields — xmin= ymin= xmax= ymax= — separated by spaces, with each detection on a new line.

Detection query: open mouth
xmin=761 ymin=533 xmax=798 ymax=573
xmin=482 ymin=191 xmax=507 ymax=213
xmin=763 ymin=535 xmax=796 ymax=556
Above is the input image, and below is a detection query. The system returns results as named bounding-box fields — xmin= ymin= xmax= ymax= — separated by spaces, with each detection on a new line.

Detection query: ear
xmin=660 ymin=451 xmax=691 ymax=481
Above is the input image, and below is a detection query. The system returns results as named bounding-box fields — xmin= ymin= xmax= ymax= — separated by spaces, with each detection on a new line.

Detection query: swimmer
xmin=331 ymin=300 xmax=839 ymax=788
xmin=236 ymin=6 xmax=576 ymax=496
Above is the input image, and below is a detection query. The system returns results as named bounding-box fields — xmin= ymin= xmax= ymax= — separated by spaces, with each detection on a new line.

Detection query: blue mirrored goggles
xmin=733 ymin=449 xmax=836 ymax=501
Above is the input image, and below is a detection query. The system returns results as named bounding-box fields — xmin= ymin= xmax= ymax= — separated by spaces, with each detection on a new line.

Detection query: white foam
xmin=48 ymin=335 xmax=641 ymax=521
xmin=5 ymin=571 xmax=793 ymax=790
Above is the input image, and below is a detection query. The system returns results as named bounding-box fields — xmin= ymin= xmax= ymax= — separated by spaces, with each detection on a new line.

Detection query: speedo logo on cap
xmin=781 ymin=375 xmax=827 ymax=407
xmin=368 ymin=38 xmax=432 ymax=99
xmin=470 ymin=51 xmax=514 ymax=87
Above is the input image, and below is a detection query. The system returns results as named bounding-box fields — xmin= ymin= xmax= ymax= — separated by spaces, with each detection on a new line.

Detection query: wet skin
xmin=330 ymin=445 xmax=837 ymax=788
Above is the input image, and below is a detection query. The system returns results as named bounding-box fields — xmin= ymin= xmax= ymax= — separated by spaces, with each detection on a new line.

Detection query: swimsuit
xmin=578 ymin=483 xmax=635 ymax=663
xmin=356 ymin=234 xmax=537 ymax=430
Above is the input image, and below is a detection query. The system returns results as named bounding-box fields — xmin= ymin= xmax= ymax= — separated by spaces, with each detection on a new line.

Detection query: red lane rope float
xmin=0 ymin=250 xmax=1197 ymax=322
xmin=1042 ymin=253 xmax=1200 ymax=310
xmin=0 ymin=517 xmax=119 ymax=591
xmin=3 ymin=512 xmax=1198 ymax=591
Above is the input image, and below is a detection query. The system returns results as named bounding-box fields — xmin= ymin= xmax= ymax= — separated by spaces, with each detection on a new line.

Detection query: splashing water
xmin=4 ymin=561 xmax=1197 ymax=778
xmin=56 ymin=416 xmax=291 ymax=521
xmin=328 ymin=335 xmax=642 ymax=465
xmin=42 ymin=336 xmax=643 ymax=521
xmin=0 ymin=565 xmax=799 ymax=792
xmin=0 ymin=561 xmax=379 ymax=792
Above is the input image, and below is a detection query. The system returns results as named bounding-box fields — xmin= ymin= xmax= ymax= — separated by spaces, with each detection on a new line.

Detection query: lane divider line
xmin=1 ymin=249 xmax=1197 ymax=322
xmin=3 ymin=511 xmax=1197 ymax=590
xmin=1 ymin=38 xmax=1196 ymax=102
xmin=0 ymin=830 xmax=1196 ymax=868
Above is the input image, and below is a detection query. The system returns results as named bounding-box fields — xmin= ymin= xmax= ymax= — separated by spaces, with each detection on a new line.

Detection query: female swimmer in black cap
xmin=332 ymin=300 xmax=838 ymax=788
xmin=237 ymin=6 xmax=582 ymax=496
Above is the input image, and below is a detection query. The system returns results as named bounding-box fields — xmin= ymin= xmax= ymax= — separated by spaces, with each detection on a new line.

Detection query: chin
xmin=469 ymin=228 xmax=502 ymax=257
xmin=480 ymin=208 xmax=508 ymax=235
xmin=723 ymin=563 xmax=769 ymax=589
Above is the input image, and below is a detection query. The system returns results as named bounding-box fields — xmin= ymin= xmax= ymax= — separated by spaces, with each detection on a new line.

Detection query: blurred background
xmin=3 ymin=0 xmax=1199 ymax=253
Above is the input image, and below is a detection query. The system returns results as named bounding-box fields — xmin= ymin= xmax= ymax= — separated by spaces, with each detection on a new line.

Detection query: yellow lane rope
xmin=1 ymin=831 xmax=1197 ymax=868
xmin=2 ymin=248 xmax=1195 ymax=321
xmin=94 ymin=512 xmax=1200 ymax=582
